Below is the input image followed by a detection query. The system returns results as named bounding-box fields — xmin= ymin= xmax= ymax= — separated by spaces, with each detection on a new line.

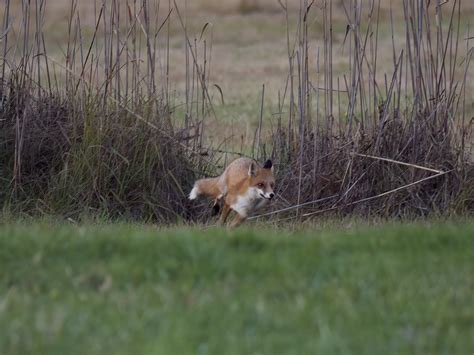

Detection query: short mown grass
xmin=1 ymin=221 xmax=473 ymax=355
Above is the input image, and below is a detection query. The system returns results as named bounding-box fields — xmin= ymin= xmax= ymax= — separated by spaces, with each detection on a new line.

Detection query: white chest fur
xmin=231 ymin=187 xmax=268 ymax=217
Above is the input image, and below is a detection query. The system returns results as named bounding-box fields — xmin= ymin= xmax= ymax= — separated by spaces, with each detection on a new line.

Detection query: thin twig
xmin=350 ymin=152 xmax=445 ymax=174
xmin=300 ymin=170 xmax=452 ymax=218
xmin=248 ymin=194 xmax=338 ymax=220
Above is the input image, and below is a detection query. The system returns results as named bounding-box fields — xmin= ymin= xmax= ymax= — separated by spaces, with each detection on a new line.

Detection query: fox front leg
xmin=219 ymin=203 xmax=232 ymax=225
xmin=229 ymin=213 xmax=246 ymax=228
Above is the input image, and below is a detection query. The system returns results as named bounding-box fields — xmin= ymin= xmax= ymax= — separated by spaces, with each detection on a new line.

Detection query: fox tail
xmin=188 ymin=177 xmax=221 ymax=200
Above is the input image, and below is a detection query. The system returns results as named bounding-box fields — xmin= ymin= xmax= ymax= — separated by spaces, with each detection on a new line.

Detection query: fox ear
xmin=263 ymin=159 xmax=273 ymax=170
xmin=248 ymin=162 xmax=257 ymax=177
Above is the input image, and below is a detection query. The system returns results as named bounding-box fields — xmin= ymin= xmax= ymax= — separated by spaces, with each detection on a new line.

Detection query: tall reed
xmin=265 ymin=0 xmax=472 ymax=219
xmin=0 ymin=0 xmax=214 ymax=221
xmin=0 ymin=0 xmax=471 ymax=222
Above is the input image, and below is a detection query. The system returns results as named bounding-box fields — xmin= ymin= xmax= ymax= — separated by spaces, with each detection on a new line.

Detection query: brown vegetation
xmin=0 ymin=0 xmax=472 ymax=222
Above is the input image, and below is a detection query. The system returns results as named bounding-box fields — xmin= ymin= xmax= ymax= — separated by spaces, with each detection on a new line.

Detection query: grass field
xmin=1 ymin=221 xmax=473 ymax=355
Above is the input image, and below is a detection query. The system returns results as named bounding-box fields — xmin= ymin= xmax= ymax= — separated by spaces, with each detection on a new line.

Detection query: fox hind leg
xmin=211 ymin=199 xmax=220 ymax=216
xmin=211 ymin=194 xmax=224 ymax=216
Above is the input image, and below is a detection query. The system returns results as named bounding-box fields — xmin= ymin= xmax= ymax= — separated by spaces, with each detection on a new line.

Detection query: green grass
xmin=1 ymin=221 xmax=473 ymax=355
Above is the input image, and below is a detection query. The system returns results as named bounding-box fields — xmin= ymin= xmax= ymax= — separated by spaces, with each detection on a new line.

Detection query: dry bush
xmin=0 ymin=0 xmax=214 ymax=222
xmin=271 ymin=107 xmax=472 ymax=218
xmin=0 ymin=0 xmax=472 ymax=223
xmin=256 ymin=0 xmax=473 ymax=220
xmin=0 ymin=74 xmax=200 ymax=222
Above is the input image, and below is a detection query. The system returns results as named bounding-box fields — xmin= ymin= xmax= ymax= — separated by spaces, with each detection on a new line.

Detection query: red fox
xmin=189 ymin=158 xmax=275 ymax=227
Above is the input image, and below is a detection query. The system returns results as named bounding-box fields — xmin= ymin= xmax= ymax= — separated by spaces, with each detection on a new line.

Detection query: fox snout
xmin=258 ymin=190 xmax=275 ymax=200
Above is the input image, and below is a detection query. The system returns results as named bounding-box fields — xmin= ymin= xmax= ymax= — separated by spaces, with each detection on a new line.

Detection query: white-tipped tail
xmin=188 ymin=185 xmax=199 ymax=200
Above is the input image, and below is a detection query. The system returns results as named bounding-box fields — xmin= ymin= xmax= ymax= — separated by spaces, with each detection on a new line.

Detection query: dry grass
xmin=0 ymin=0 xmax=472 ymax=221
xmin=261 ymin=0 xmax=473 ymax=219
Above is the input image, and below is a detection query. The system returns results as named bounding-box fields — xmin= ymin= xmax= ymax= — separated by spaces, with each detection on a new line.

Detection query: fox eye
xmin=257 ymin=183 xmax=265 ymax=188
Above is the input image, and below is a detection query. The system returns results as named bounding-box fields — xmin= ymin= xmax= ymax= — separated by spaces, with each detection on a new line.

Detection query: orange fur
xmin=189 ymin=158 xmax=275 ymax=227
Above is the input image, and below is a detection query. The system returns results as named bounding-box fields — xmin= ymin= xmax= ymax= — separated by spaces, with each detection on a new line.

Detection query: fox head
xmin=248 ymin=159 xmax=275 ymax=200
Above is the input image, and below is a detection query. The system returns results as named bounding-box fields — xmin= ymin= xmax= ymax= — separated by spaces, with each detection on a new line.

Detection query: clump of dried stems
xmin=262 ymin=0 xmax=472 ymax=220
xmin=0 ymin=0 xmax=472 ymax=222
xmin=0 ymin=0 xmax=214 ymax=222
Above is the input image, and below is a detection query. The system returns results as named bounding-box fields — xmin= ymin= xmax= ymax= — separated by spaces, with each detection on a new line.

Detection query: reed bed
xmin=0 ymin=0 xmax=472 ymax=222
xmin=261 ymin=0 xmax=473 ymax=220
